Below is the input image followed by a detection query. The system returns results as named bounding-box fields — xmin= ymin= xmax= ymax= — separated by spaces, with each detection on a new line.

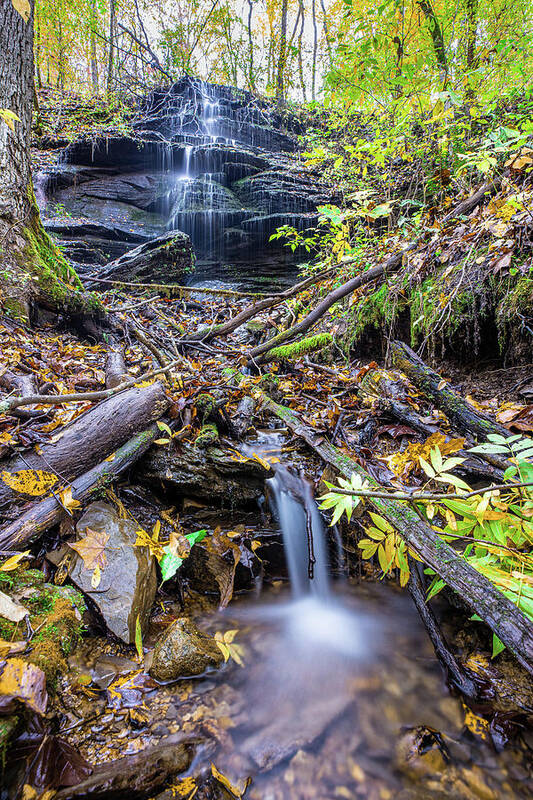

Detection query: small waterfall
xmin=268 ymin=466 xmax=330 ymax=601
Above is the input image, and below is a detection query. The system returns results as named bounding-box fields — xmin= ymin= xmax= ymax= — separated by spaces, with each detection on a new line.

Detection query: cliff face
xmin=37 ymin=77 xmax=337 ymax=286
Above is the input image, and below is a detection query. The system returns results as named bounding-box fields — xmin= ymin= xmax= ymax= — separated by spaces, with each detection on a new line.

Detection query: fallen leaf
xmin=11 ymin=0 xmax=31 ymax=22
xmin=0 ymin=550 xmax=31 ymax=572
xmin=0 ymin=588 xmax=29 ymax=622
xmin=58 ymin=486 xmax=81 ymax=512
xmin=0 ymin=469 xmax=58 ymax=496
xmin=67 ymin=528 xmax=109 ymax=571
xmin=0 ymin=658 xmax=47 ymax=715
xmin=211 ymin=763 xmax=251 ymax=798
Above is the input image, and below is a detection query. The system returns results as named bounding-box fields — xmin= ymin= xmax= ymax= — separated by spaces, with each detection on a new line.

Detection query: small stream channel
xmin=64 ymin=438 xmax=532 ymax=799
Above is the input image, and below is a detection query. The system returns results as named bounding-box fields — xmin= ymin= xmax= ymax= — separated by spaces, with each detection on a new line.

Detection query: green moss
xmin=266 ymin=332 xmax=333 ymax=361
xmin=195 ymin=393 xmax=216 ymax=421
xmin=195 ymin=423 xmax=219 ymax=447
xmin=496 ymin=276 xmax=533 ymax=359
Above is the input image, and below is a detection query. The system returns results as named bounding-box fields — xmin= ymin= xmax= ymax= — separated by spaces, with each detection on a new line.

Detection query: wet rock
xmin=139 ymin=440 xmax=268 ymax=506
xmin=149 ymin=618 xmax=224 ymax=682
xmin=69 ymin=502 xmax=157 ymax=644
xmin=96 ymin=231 xmax=194 ymax=283
xmin=395 ymin=726 xmax=449 ymax=780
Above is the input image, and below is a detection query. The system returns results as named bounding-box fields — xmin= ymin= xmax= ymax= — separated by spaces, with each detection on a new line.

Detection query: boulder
xmin=149 ymin=618 xmax=224 ymax=681
xmin=139 ymin=440 xmax=268 ymax=505
xmin=70 ymin=502 xmax=157 ymax=644
xmin=96 ymin=231 xmax=194 ymax=283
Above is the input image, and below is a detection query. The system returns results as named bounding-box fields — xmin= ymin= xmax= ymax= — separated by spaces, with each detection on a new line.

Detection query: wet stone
xmin=149 ymin=618 xmax=224 ymax=682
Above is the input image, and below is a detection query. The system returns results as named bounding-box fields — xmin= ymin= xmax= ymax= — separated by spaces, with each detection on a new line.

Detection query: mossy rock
xmin=195 ymin=423 xmax=219 ymax=447
xmin=0 ymin=569 xmax=85 ymax=690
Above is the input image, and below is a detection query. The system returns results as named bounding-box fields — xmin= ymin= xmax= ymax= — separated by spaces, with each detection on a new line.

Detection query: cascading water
xmin=267 ymin=467 xmax=330 ymax=600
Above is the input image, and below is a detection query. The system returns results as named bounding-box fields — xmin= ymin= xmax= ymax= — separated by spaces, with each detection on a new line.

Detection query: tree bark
xmin=275 ymin=0 xmax=288 ymax=107
xmin=0 ymin=0 xmax=85 ymax=320
xmin=0 ymin=382 xmax=168 ymax=510
xmin=107 ymin=0 xmax=116 ymax=96
xmin=0 ymin=423 xmax=163 ymax=551
xmin=417 ymin=0 xmax=448 ymax=83
xmin=89 ymin=0 xmax=99 ymax=95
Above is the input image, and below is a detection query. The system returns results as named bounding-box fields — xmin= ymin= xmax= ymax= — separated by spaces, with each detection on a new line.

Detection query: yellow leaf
xmin=215 ymin=641 xmax=230 ymax=662
xmin=0 ymin=550 xmax=30 ymax=572
xmin=211 ymin=764 xmax=251 ymax=799
xmin=0 ymin=108 xmax=21 ymax=132
xmin=11 ymin=0 xmax=31 ymax=22
xmin=1 ymin=469 xmax=58 ymax=496
xmin=68 ymin=528 xmax=109 ymax=571
xmin=59 ymin=486 xmax=81 ymax=512
xmin=91 ymin=565 xmax=101 ymax=588
xmin=104 ymin=452 xmax=116 ymax=462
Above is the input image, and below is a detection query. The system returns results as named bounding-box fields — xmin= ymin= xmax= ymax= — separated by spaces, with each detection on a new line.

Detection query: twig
xmin=322 ymin=480 xmax=533 ymax=501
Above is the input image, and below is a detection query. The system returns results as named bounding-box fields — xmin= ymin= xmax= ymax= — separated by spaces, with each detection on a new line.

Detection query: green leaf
xmin=492 ymin=634 xmax=505 ymax=658
xmin=427 ymin=578 xmax=445 ymax=600
xmin=160 ymin=547 xmax=183 ymax=583
xmin=157 ymin=421 xmax=172 ymax=436
xmin=185 ymin=529 xmax=208 ymax=546
xmin=135 ymin=614 xmax=143 ymax=663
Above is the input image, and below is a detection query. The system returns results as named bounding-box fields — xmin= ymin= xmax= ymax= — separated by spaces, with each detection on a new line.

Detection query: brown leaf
xmin=0 ymin=658 xmax=48 ymax=715
xmin=67 ymin=528 xmax=109 ymax=571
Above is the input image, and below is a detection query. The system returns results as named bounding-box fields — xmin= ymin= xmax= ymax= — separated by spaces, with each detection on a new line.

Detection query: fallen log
xmin=54 ymin=734 xmax=197 ymax=800
xmin=184 ymin=264 xmax=340 ymax=344
xmin=254 ymin=389 xmax=533 ymax=674
xmin=0 ymin=382 xmax=168 ymax=509
xmin=390 ymin=340 xmax=510 ymax=441
xmin=440 ymin=177 xmax=502 ymax=224
xmin=249 ymin=249 xmax=414 ymax=363
xmin=105 ymin=347 xmax=127 ymax=389
xmin=0 ymin=423 xmax=163 ymax=550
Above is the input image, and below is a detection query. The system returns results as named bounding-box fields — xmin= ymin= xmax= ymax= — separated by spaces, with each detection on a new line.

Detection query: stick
xmin=86 ymin=275 xmax=271 ymax=298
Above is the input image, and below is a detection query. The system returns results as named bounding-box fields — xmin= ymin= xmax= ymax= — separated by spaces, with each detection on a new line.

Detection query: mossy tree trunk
xmin=0 ymin=0 xmax=83 ymax=322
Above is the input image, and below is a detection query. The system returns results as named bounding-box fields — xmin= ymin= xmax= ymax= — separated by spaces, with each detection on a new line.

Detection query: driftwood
xmin=0 ymin=423 xmax=163 ymax=550
xmin=390 ymin=340 xmax=511 ymax=441
xmin=255 ymin=390 xmax=533 ymax=675
xmin=55 ymin=734 xmax=197 ymax=800
xmin=233 ymin=395 xmax=256 ymax=439
xmin=0 ymin=382 xmax=168 ymax=509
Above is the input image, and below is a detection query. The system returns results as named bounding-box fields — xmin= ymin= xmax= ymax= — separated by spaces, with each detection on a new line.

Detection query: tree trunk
xmin=311 ymin=0 xmax=318 ymax=102
xmin=0 ymin=0 xmax=85 ymax=321
xmin=107 ymin=0 xmax=116 ymax=96
xmin=417 ymin=0 xmax=448 ymax=84
xmin=246 ymin=0 xmax=257 ymax=93
xmin=89 ymin=0 xmax=99 ymax=95
xmin=275 ymin=0 xmax=288 ymax=107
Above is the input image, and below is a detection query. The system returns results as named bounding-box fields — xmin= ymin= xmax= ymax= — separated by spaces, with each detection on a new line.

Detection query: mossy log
xmin=390 ymin=340 xmax=510 ymax=441
xmin=0 ymin=423 xmax=163 ymax=550
xmin=255 ymin=390 xmax=533 ymax=675
xmin=0 ymin=382 xmax=168 ymax=510
xmin=257 ymin=332 xmax=333 ymax=364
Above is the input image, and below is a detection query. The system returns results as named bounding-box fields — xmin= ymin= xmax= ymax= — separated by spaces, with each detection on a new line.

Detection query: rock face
xmin=70 ymin=502 xmax=157 ymax=644
xmin=149 ymin=618 xmax=224 ymax=681
xmin=37 ymin=76 xmax=338 ymax=285
xmin=139 ymin=439 xmax=268 ymax=506
xmin=95 ymin=231 xmax=194 ymax=283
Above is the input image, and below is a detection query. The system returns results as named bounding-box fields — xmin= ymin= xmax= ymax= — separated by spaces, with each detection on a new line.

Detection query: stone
xmin=139 ymin=439 xmax=268 ymax=505
xmin=149 ymin=618 xmax=223 ymax=682
xmin=96 ymin=231 xmax=194 ymax=283
xmin=69 ymin=502 xmax=157 ymax=644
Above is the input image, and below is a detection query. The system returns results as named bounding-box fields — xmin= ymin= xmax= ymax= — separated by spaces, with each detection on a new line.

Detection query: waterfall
xmin=267 ymin=466 xmax=331 ymax=601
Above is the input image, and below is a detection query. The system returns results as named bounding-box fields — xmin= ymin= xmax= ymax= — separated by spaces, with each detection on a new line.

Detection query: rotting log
xmin=440 ymin=176 xmax=502 ymax=224
xmin=233 ymin=396 xmax=256 ymax=439
xmin=0 ymin=382 xmax=168 ymax=509
xmin=54 ymin=734 xmax=198 ymax=800
xmin=254 ymin=390 xmax=533 ymax=675
xmin=390 ymin=340 xmax=510 ymax=441
xmin=0 ymin=423 xmax=163 ymax=550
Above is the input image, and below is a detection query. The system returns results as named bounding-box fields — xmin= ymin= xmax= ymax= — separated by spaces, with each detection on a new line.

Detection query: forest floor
xmin=0 ymin=91 xmax=532 ymax=798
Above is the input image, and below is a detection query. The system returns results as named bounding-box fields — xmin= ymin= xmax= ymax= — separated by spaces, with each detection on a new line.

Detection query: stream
xmin=61 ymin=458 xmax=532 ymax=800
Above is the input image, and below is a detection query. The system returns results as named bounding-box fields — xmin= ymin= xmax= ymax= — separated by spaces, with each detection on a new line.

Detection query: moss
xmin=195 ymin=393 xmax=216 ymax=421
xmin=0 ymin=717 xmax=19 ymax=768
xmin=266 ymin=332 xmax=333 ymax=361
xmin=496 ymin=276 xmax=533 ymax=361
xmin=195 ymin=423 xmax=219 ymax=447
xmin=0 ymin=570 xmax=84 ymax=690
